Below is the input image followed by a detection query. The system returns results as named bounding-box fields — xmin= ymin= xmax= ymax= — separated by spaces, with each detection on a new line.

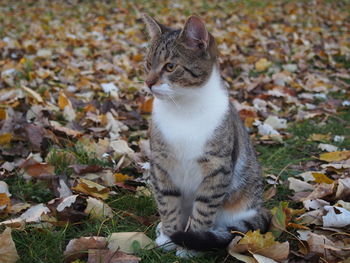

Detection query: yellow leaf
xmin=0 ymin=109 xmax=7 ymax=120
xmin=72 ymin=179 xmax=109 ymax=200
xmin=0 ymin=133 xmax=12 ymax=145
xmin=239 ymin=230 xmax=275 ymax=252
xmin=19 ymin=57 xmax=26 ymax=64
xmin=228 ymin=230 xmax=289 ymax=262
xmin=312 ymin=173 xmax=334 ymax=184
xmin=0 ymin=227 xmax=20 ymax=263
xmin=114 ymin=173 xmax=133 ymax=183
xmin=58 ymin=92 xmax=69 ymax=110
xmin=319 ymin=151 xmax=350 ymax=162
xmin=255 ymin=58 xmax=271 ymax=72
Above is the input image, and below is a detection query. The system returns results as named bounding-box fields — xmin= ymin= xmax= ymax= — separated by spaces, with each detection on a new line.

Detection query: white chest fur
xmin=152 ymin=67 xmax=229 ymax=194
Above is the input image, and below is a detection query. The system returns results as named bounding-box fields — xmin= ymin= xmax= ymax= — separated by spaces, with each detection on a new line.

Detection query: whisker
xmin=168 ymin=94 xmax=180 ymax=108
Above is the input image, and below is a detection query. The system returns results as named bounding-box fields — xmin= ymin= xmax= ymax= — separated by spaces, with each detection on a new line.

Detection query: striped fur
xmin=143 ymin=14 xmax=271 ymax=252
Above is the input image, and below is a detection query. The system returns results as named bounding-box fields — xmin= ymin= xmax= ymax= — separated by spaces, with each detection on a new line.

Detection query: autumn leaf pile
xmin=0 ymin=0 xmax=350 ymax=262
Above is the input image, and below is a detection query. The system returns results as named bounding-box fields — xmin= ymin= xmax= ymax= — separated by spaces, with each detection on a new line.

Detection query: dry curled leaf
xmin=64 ymin=236 xmax=107 ymax=262
xmin=108 ymin=232 xmax=154 ymax=254
xmin=228 ymin=230 xmax=289 ymax=262
xmin=72 ymin=179 xmax=110 ymax=200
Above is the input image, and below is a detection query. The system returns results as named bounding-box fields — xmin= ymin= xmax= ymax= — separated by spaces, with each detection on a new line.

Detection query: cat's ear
xmin=142 ymin=13 xmax=168 ymax=41
xmin=180 ymin=16 xmax=209 ymax=50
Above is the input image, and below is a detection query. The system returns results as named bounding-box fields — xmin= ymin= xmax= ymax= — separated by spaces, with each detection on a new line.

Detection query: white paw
xmin=176 ymin=248 xmax=200 ymax=258
xmin=155 ymin=222 xmax=177 ymax=251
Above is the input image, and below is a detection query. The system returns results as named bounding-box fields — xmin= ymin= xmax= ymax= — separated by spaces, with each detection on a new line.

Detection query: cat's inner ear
xmin=142 ymin=13 xmax=167 ymax=41
xmin=180 ymin=16 xmax=209 ymax=50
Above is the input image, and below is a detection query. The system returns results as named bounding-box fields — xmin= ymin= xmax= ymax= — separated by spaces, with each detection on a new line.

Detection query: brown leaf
xmin=301 ymin=183 xmax=335 ymax=201
xmin=24 ymin=124 xmax=44 ymax=150
xmin=0 ymin=227 xmax=20 ymax=263
xmin=0 ymin=133 xmax=12 ymax=145
xmin=88 ymin=249 xmax=140 ymax=263
xmin=69 ymin=164 xmax=103 ymax=175
xmin=228 ymin=230 xmax=289 ymax=261
xmin=25 ymin=163 xmax=56 ymax=180
xmin=64 ymin=236 xmax=107 ymax=262
xmin=49 ymin=120 xmax=82 ymax=138
xmin=139 ymin=98 xmax=153 ymax=114
xmin=72 ymin=179 xmax=110 ymax=200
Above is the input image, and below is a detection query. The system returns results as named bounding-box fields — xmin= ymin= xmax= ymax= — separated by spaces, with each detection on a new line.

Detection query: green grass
xmin=4 ymin=107 xmax=349 ymax=263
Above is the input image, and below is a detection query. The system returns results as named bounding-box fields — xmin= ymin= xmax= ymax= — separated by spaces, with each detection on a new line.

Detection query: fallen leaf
xmin=302 ymin=183 xmax=334 ymax=201
xmin=110 ymin=140 xmax=134 ymax=158
xmin=317 ymin=143 xmax=338 ymax=152
xmin=255 ymin=58 xmax=271 ymax=72
xmin=64 ymin=236 xmax=107 ymax=262
xmin=303 ymin=199 xmax=329 ymax=210
xmin=56 ymin=195 xmax=78 ymax=212
xmin=88 ymin=249 xmax=140 ymax=263
xmin=264 ymin=116 xmax=287 ymax=129
xmin=115 ymin=173 xmax=133 ymax=183
xmin=108 ymin=232 xmax=154 ymax=254
xmin=21 ymin=85 xmax=44 ymax=103
xmin=298 ymin=231 xmax=350 ymax=261
xmin=139 ymin=98 xmax=153 ymax=114
xmin=288 ymin=178 xmax=315 ymax=192
xmin=85 ymin=197 xmax=113 ymax=219
xmin=0 ymin=227 xmax=20 ymax=263
xmin=58 ymin=92 xmax=69 ymax=110
xmin=319 ymin=151 xmax=350 ymax=162
xmin=72 ymin=179 xmax=110 ymax=200
xmin=312 ymin=173 xmax=334 ymax=184
xmin=335 ymin=178 xmax=350 ymax=200
xmin=70 ymin=164 xmax=103 ymax=175
xmin=0 ymin=203 xmax=50 ymax=227
xmin=308 ymin=133 xmax=331 ymax=142
xmin=252 ymin=254 xmax=278 ymax=263
xmin=0 ymin=133 xmax=12 ymax=145
xmin=228 ymin=230 xmax=289 ymax=262
xmin=24 ymin=162 xmax=56 ymax=180
xmin=322 ymin=206 xmax=350 ymax=228
xmin=50 ymin=121 xmax=82 ymax=137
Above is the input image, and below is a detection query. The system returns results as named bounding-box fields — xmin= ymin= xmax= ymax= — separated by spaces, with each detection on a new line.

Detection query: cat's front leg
xmin=151 ymin=161 xmax=183 ymax=237
xmin=188 ymin=159 xmax=232 ymax=232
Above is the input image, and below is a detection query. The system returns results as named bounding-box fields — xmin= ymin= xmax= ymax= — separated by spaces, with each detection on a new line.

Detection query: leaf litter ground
xmin=0 ymin=0 xmax=350 ymax=262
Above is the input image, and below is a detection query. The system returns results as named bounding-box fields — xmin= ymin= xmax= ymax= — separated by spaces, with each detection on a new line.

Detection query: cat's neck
xmin=153 ymin=66 xmax=229 ymax=116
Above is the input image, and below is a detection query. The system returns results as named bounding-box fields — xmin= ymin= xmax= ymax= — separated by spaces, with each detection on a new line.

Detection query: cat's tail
xmin=170 ymin=229 xmax=233 ymax=251
xmin=170 ymin=209 xmax=271 ymax=251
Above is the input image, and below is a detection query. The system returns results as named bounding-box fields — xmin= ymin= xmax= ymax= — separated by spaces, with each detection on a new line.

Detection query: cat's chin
xmin=152 ymin=92 xmax=169 ymax=100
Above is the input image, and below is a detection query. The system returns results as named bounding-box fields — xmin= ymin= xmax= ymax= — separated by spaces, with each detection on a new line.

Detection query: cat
xmin=142 ymin=14 xmax=271 ymax=255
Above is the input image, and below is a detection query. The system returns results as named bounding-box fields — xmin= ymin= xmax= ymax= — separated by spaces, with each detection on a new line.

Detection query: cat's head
xmin=142 ymin=14 xmax=218 ymax=100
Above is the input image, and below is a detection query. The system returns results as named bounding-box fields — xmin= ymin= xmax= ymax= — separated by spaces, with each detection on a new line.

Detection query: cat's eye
xmin=164 ymin=63 xmax=176 ymax=72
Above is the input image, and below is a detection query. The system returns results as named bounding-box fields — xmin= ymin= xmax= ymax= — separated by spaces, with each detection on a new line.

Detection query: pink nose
xmin=145 ymin=75 xmax=159 ymax=89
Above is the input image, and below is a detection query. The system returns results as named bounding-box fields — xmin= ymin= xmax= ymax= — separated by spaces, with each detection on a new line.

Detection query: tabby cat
xmin=142 ymin=14 xmax=271 ymax=255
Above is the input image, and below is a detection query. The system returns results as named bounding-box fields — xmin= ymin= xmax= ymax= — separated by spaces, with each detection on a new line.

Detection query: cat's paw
xmin=175 ymin=248 xmax=200 ymax=258
xmin=155 ymin=222 xmax=177 ymax=251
